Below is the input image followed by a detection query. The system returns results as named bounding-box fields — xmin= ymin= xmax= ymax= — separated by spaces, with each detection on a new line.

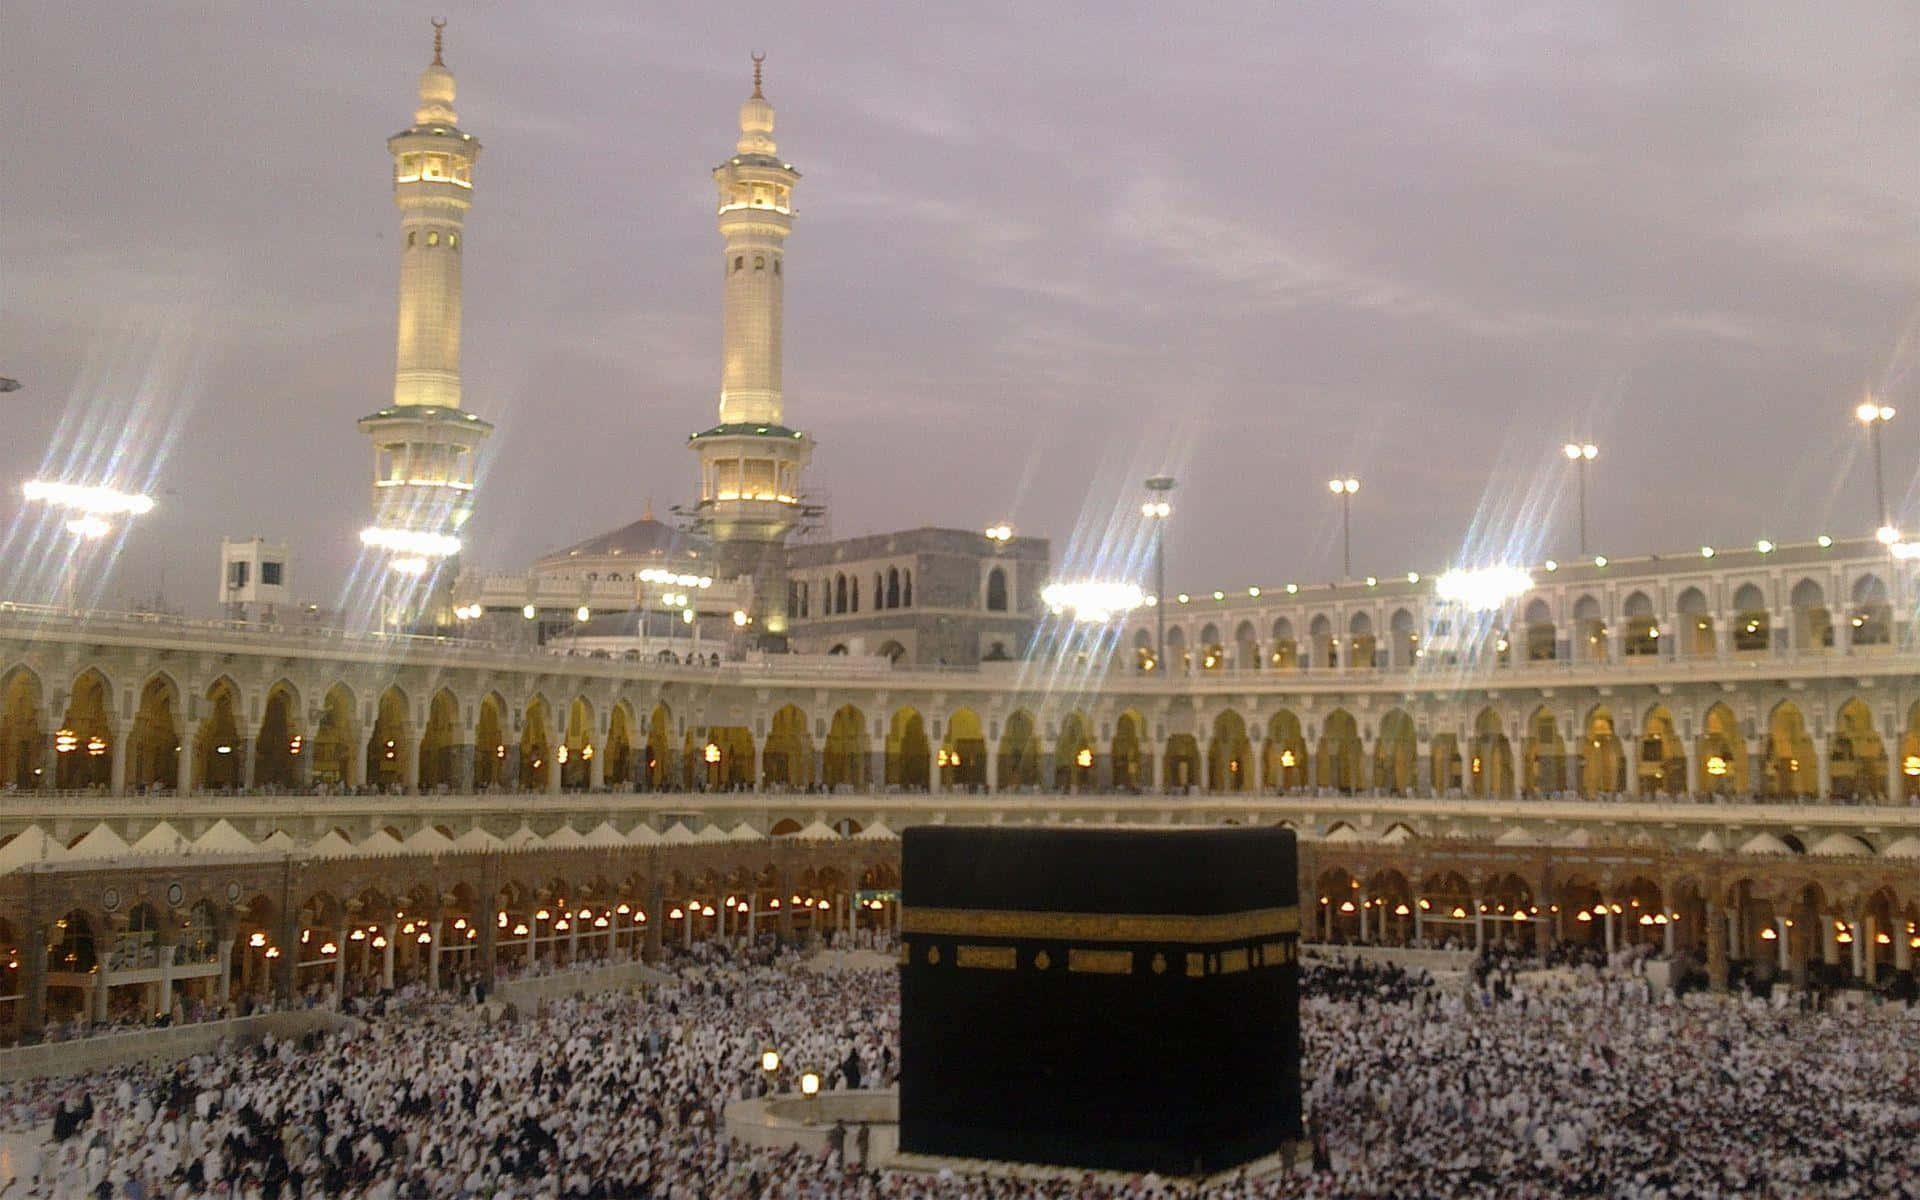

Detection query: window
xmin=261 ymin=562 xmax=283 ymax=586
xmin=773 ymin=258 xmax=781 ymax=275
xmin=754 ymin=255 xmax=765 ymax=270
xmin=734 ymin=256 xmax=744 ymax=271
xmin=835 ymin=575 xmax=847 ymax=614
xmin=407 ymin=231 xmax=417 ymax=247
xmin=448 ymin=233 xmax=458 ymax=249
xmin=986 ymin=567 xmax=1008 ymax=612
xmin=902 ymin=570 xmax=912 ymax=608
xmin=851 ymin=577 xmax=860 ymax=612
xmin=227 ymin=561 xmax=249 ymax=590
xmin=427 ymin=230 xmax=440 ymax=246
xmin=886 ymin=568 xmax=900 ymax=609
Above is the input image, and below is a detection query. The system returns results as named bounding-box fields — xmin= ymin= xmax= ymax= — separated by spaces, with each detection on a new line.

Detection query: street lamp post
xmin=1561 ymin=443 xmax=1597 ymax=556
xmin=1856 ymin=400 xmax=1896 ymax=542
xmin=1327 ymin=477 xmax=1359 ymax=578
xmin=20 ymin=481 xmax=156 ymax=610
xmin=1142 ymin=476 xmax=1176 ymax=672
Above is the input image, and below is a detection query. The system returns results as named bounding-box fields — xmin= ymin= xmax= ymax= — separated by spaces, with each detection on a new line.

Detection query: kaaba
xmin=898 ymin=825 xmax=1301 ymax=1176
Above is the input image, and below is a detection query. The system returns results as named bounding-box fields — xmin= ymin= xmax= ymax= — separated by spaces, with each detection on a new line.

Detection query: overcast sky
xmin=7 ymin=2 xmax=1920 ymax=613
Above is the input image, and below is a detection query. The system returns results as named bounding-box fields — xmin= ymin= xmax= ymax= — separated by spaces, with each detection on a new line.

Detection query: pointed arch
xmin=1640 ymin=703 xmax=1685 ymax=796
xmin=1373 ymin=709 xmax=1416 ymax=793
xmin=763 ymin=704 xmax=813 ymax=789
xmin=1732 ymin=583 xmax=1769 ymax=652
xmin=1763 ymin=700 xmax=1817 ymax=798
xmin=1207 ymin=710 xmax=1251 ymax=792
xmin=1831 ymin=698 xmax=1885 ymax=802
xmin=886 ymin=706 xmax=930 ymax=790
xmin=0 ymin=666 xmax=44 ymax=789
xmin=1264 ymin=709 xmax=1307 ymax=791
xmin=561 ymin=696 xmax=596 ymax=791
xmin=126 ymin=672 xmax=181 ymax=791
xmin=1317 ymin=709 xmax=1363 ymax=792
xmin=1110 ymin=709 xmax=1148 ymax=791
xmin=56 ymin=668 xmax=114 ymax=790
xmin=943 ymin=707 xmax=987 ymax=790
xmin=1522 ymin=597 xmax=1557 ymax=661
xmin=473 ymin=692 xmax=508 ymax=790
xmin=645 ymin=701 xmax=675 ymax=790
xmin=605 ymin=700 xmax=636 ymax=788
xmin=1043 ymin=711 xmax=1088 ymax=790
xmin=366 ymin=685 xmax=412 ymax=789
xmin=1698 ymin=702 xmax=1745 ymax=796
xmin=824 ymin=704 xmax=870 ymax=788
xmin=254 ymin=679 xmax=303 ymax=790
xmin=195 ymin=675 xmax=246 ymax=791
xmin=418 ymin=688 xmax=462 ymax=791
xmin=520 ymin=694 xmax=553 ymax=792
xmin=1581 ymin=704 xmax=1624 ymax=796
xmin=1522 ymin=706 xmax=1565 ymax=795
xmin=310 ymin=682 xmax=357 ymax=788
xmin=997 ymin=709 xmax=1041 ymax=790
xmin=1471 ymin=707 xmax=1513 ymax=797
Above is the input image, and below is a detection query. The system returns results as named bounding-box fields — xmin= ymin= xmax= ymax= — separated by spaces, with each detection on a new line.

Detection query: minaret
xmin=358 ymin=20 xmax=492 ymax=613
xmin=689 ymin=54 xmax=812 ymax=636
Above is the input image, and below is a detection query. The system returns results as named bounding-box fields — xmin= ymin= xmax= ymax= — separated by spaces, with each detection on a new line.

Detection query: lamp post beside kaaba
xmin=897 ymin=825 xmax=1301 ymax=1176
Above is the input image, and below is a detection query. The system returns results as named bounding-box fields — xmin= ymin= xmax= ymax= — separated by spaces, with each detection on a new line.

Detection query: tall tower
xmin=358 ymin=20 xmax=492 ymax=614
xmin=689 ymin=54 xmax=812 ymax=635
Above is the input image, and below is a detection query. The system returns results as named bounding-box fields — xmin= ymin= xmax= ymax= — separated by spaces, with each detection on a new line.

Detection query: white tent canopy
xmin=452 ymin=827 xmax=503 ymax=853
xmin=855 ymin=820 xmax=897 ymax=841
xmin=402 ymin=826 xmax=455 ymax=854
xmin=1737 ymin=832 xmax=1795 ymax=857
xmin=130 ymin=821 xmax=192 ymax=856
xmin=193 ymin=820 xmax=257 ymax=855
xmin=502 ymin=824 xmax=542 ymax=850
xmin=0 ymin=827 xmax=68 ymax=874
xmin=68 ymin=823 xmax=133 ymax=861
xmin=544 ymin=824 xmax=587 ymax=849
xmin=306 ymin=830 xmax=357 ymax=859
xmin=582 ymin=822 xmax=626 ymax=848
xmin=1807 ymin=832 xmax=1873 ymax=858
xmin=355 ymin=829 xmax=405 ymax=857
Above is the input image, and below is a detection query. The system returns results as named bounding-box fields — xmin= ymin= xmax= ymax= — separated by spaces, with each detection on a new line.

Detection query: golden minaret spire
xmin=751 ymin=50 xmax=765 ymax=99
xmin=431 ymin=17 xmax=446 ymax=66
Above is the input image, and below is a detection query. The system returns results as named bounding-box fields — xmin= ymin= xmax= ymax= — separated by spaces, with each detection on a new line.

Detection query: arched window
xmin=754 ymin=255 xmax=766 ymax=270
xmin=874 ymin=573 xmax=884 ymax=610
xmin=887 ymin=567 xmax=901 ymax=609
xmin=426 ymin=230 xmax=440 ymax=246
xmin=733 ymin=255 xmax=744 ymax=271
xmin=407 ymin=231 xmax=417 ymax=247
xmin=851 ymin=577 xmax=860 ymax=612
xmin=902 ymin=570 xmax=913 ymax=608
xmin=986 ymin=567 xmax=1009 ymax=612
xmin=773 ymin=258 xmax=782 ymax=275
xmin=448 ymin=232 xmax=459 ymax=249
xmin=835 ymin=575 xmax=847 ymax=614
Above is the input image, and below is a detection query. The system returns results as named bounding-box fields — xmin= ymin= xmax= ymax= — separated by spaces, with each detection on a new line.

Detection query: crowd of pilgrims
xmin=2 ymin=939 xmax=1918 ymax=1198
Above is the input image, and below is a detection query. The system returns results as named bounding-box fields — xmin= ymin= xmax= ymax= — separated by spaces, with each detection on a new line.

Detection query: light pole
xmin=20 ymin=481 xmax=155 ymax=610
xmin=1142 ymin=475 xmax=1176 ymax=672
xmin=1561 ymin=443 xmax=1597 ymax=556
xmin=1856 ymin=400 xmax=1897 ymax=543
xmin=1328 ymin=477 xmax=1359 ymax=579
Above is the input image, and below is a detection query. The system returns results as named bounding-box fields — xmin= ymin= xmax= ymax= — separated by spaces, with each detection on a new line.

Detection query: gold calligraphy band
xmin=900 ymin=905 xmax=1298 ymax=943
